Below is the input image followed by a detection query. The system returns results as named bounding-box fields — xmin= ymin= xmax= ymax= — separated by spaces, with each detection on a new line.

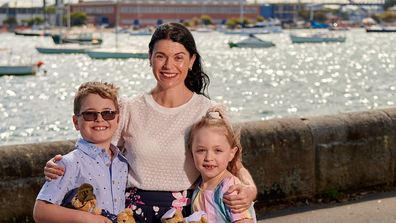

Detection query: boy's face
xmin=72 ymin=93 xmax=119 ymax=149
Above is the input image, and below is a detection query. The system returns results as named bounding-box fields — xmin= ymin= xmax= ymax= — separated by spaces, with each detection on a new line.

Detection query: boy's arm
xmin=33 ymin=200 xmax=112 ymax=223
xmin=223 ymin=165 xmax=257 ymax=213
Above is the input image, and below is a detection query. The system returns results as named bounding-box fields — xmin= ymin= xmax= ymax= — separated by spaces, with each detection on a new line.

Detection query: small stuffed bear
xmin=161 ymin=208 xmax=207 ymax=223
xmin=161 ymin=208 xmax=186 ymax=223
xmin=117 ymin=208 xmax=136 ymax=223
xmin=69 ymin=183 xmax=135 ymax=223
xmin=71 ymin=183 xmax=101 ymax=215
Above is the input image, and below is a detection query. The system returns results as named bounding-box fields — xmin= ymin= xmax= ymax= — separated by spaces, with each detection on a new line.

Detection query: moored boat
xmin=51 ymin=33 xmax=103 ymax=45
xmin=0 ymin=65 xmax=37 ymax=76
xmin=36 ymin=45 xmax=95 ymax=54
xmin=366 ymin=26 xmax=396 ymax=32
xmin=85 ymin=48 xmax=148 ymax=59
xmin=290 ymin=33 xmax=346 ymax=44
xmin=228 ymin=34 xmax=275 ymax=48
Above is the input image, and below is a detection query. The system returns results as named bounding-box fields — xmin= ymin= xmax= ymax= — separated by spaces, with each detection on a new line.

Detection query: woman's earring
xmin=188 ymin=67 xmax=192 ymax=71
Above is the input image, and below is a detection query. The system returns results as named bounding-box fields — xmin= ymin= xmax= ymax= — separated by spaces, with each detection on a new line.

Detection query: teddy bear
xmin=71 ymin=183 xmax=101 ymax=215
xmin=117 ymin=208 xmax=136 ymax=223
xmin=68 ymin=183 xmax=135 ymax=223
xmin=161 ymin=208 xmax=207 ymax=223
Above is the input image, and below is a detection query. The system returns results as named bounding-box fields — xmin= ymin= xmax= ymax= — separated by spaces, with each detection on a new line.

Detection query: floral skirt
xmin=125 ymin=187 xmax=193 ymax=223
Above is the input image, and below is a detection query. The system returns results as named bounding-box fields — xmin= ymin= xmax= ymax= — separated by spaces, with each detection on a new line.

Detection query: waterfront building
xmin=70 ymin=1 xmax=260 ymax=27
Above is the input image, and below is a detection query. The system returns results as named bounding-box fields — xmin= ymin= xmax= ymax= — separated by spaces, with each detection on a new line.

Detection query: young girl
xmin=188 ymin=107 xmax=256 ymax=223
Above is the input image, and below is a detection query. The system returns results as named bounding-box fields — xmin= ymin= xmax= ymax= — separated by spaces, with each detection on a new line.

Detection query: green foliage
xmin=70 ymin=11 xmax=87 ymax=26
xmin=22 ymin=17 xmax=45 ymax=26
xmin=376 ymin=11 xmax=396 ymax=23
xmin=225 ymin=17 xmax=252 ymax=29
xmin=200 ymin=15 xmax=212 ymax=25
xmin=256 ymin=16 xmax=266 ymax=22
xmin=3 ymin=17 xmax=17 ymax=26
xmin=45 ymin=6 xmax=56 ymax=14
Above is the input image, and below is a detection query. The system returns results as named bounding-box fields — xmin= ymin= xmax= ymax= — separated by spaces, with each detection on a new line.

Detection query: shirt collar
xmin=75 ymin=138 xmax=126 ymax=161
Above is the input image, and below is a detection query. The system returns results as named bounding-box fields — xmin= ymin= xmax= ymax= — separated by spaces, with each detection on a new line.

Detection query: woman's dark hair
xmin=148 ymin=23 xmax=210 ymax=98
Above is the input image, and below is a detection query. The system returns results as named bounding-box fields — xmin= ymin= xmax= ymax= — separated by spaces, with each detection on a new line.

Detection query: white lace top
xmin=113 ymin=92 xmax=214 ymax=191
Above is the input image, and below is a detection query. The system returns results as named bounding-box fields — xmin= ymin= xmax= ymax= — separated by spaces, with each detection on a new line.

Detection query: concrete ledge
xmin=2 ymin=108 xmax=396 ymax=221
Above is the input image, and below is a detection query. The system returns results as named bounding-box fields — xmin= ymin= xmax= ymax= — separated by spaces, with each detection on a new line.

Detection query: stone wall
xmin=1 ymin=108 xmax=396 ymax=222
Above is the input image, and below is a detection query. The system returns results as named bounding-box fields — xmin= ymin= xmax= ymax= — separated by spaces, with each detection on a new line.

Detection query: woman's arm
xmin=234 ymin=218 xmax=254 ymax=223
xmin=223 ymin=165 xmax=257 ymax=213
xmin=44 ymin=154 xmax=64 ymax=180
xmin=33 ymin=200 xmax=111 ymax=223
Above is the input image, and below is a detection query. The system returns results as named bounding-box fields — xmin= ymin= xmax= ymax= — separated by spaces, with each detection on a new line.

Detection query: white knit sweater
xmin=113 ymin=92 xmax=214 ymax=191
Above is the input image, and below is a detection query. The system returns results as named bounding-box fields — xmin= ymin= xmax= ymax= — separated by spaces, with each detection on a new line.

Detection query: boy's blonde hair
xmin=74 ymin=81 xmax=119 ymax=115
xmin=188 ymin=106 xmax=242 ymax=175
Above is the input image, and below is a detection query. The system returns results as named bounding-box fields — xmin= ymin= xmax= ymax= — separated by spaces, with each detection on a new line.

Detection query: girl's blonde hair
xmin=188 ymin=106 xmax=242 ymax=175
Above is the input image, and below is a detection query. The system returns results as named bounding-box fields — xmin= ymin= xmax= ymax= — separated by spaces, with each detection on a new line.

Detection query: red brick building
xmin=70 ymin=1 xmax=260 ymax=27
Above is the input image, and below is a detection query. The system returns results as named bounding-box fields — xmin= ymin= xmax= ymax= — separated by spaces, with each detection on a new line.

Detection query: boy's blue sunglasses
xmin=77 ymin=111 xmax=118 ymax=121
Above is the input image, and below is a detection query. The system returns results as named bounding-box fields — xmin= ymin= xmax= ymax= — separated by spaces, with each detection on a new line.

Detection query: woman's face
xmin=150 ymin=39 xmax=196 ymax=91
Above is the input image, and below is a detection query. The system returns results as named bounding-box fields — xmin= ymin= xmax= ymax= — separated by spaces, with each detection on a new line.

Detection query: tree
xmin=3 ymin=17 xmax=17 ymax=26
xmin=70 ymin=11 xmax=87 ymax=26
xmin=200 ymin=15 xmax=213 ymax=25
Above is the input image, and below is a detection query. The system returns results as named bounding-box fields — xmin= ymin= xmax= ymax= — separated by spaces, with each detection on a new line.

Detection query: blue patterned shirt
xmin=36 ymin=138 xmax=128 ymax=214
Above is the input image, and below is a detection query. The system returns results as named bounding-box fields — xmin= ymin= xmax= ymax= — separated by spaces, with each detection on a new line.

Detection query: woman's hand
xmin=44 ymin=154 xmax=65 ymax=181
xmin=223 ymin=184 xmax=257 ymax=213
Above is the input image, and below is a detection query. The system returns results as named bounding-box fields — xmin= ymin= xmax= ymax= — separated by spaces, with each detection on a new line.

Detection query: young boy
xmin=33 ymin=82 xmax=128 ymax=223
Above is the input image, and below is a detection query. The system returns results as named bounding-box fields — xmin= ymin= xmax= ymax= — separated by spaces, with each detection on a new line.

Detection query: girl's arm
xmin=223 ymin=165 xmax=257 ymax=213
xmin=33 ymin=200 xmax=112 ymax=223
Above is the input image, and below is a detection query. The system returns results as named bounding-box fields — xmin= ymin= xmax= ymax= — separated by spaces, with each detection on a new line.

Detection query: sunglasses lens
xmin=81 ymin=112 xmax=97 ymax=121
xmin=101 ymin=111 xmax=116 ymax=121
xmin=79 ymin=111 xmax=117 ymax=121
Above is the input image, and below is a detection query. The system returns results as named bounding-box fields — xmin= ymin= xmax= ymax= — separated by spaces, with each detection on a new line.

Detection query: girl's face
xmin=191 ymin=127 xmax=237 ymax=182
xmin=72 ymin=93 xmax=119 ymax=150
xmin=150 ymin=39 xmax=196 ymax=92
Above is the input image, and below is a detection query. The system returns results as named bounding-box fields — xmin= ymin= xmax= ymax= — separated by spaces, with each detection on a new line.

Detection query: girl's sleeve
xmin=222 ymin=176 xmax=256 ymax=223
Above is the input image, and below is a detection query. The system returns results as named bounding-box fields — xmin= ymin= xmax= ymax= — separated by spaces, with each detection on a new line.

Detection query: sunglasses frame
xmin=77 ymin=110 xmax=118 ymax=121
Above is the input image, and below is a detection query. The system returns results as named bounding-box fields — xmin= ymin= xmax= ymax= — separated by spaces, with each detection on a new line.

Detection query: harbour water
xmin=1 ymin=28 xmax=395 ymax=145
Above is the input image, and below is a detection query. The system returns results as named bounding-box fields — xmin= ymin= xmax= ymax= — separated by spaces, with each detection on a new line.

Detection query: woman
xmin=44 ymin=23 xmax=257 ymax=223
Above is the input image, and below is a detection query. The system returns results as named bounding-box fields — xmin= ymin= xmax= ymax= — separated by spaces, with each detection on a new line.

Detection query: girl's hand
xmin=44 ymin=154 xmax=65 ymax=181
xmin=223 ymin=184 xmax=256 ymax=213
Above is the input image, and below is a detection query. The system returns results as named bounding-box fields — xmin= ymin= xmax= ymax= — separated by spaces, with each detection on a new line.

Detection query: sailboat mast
xmin=115 ymin=0 xmax=119 ymax=49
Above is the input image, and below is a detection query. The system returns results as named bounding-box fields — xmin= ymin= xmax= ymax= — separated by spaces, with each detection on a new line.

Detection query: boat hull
xmin=36 ymin=46 xmax=88 ymax=54
xmin=51 ymin=34 xmax=103 ymax=45
xmin=0 ymin=65 xmax=36 ymax=76
xmin=86 ymin=50 xmax=148 ymax=59
xmin=290 ymin=34 xmax=346 ymax=44
xmin=228 ymin=42 xmax=275 ymax=48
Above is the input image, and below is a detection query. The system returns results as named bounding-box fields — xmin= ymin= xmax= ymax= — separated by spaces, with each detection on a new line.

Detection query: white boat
xmin=86 ymin=0 xmax=148 ymax=60
xmin=86 ymin=48 xmax=148 ymax=59
xmin=290 ymin=33 xmax=346 ymax=44
xmin=128 ymin=29 xmax=152 ymax=36
xmin=228 ymin=35 xmax=275 ymax=48
xmin=36 ymin=44 xmax=94 ymax=54
xmin=0 ymin=65 xmax=37 ymax=76
xmin=221 ymin=27 xmax=270 ymax=35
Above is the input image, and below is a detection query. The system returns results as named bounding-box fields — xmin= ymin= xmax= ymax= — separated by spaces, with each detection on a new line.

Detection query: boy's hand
xmin=44 ymin=154 xmax=65 ymax=181
xmin=223 ymin=184 xmax=256 ymax=213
